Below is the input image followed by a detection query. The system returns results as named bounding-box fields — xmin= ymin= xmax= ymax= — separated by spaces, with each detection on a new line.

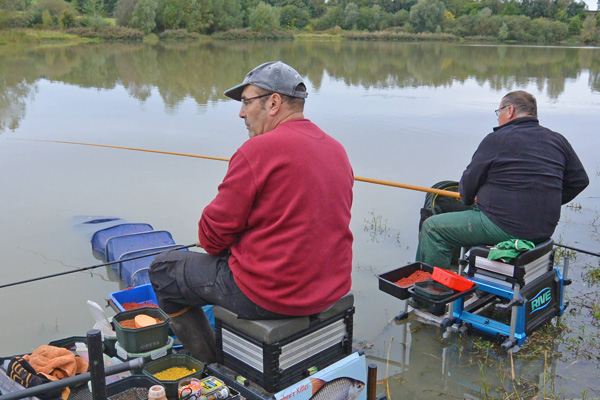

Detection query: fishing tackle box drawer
xmin=378 ymin=262 xmax=434 ymax=300
xmin=213 ymin=293 xmax=355 ymax=393
xmin=467 ymin=239 xmax=554 ymax=287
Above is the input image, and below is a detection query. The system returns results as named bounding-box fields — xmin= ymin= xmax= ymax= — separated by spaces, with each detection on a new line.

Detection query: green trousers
xmin=415 ymin=208 xmax=515 ymax=269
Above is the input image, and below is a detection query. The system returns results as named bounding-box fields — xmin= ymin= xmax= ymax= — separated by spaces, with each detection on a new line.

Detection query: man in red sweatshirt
xmin=149 ymin=61 xmax=354 ymax=363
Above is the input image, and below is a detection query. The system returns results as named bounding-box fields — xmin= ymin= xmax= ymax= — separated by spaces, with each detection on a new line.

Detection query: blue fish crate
xmin=106 ymin=231 xmax=176 ymax=264
xmin=91 ymin=223 xmax=154 ymax=261
xmin=117 ymin=245 xmax=188 ymax=287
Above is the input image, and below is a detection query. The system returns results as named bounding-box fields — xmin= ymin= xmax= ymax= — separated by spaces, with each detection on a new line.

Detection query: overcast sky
xmin=583 ymin=0 xmax=598 ymax=10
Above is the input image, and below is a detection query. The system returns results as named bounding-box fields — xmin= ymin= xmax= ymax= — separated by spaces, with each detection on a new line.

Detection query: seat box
xmin=208 ymin=351 xmax=367 ymax=400
xmin=521 ymin=268 xmax=563 ymax=334
xmin=214 ymin=294 xmax=355 ymax=393
xmin=467 ymin=239 xmax=554 ymax=287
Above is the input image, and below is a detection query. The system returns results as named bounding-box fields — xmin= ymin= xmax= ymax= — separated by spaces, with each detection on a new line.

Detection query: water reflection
xmin=1 ymin=41 xmax=600 ymax=132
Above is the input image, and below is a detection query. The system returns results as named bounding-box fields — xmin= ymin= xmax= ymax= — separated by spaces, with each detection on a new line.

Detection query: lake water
xmin=1 ymin=40 xmax=599 ymax=399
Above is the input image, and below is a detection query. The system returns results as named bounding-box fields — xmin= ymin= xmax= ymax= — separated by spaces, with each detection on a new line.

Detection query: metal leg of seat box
xmin=395 ymin=298 xmax=411 ymax=321
xmin=444 ymin=247 xmax=467 ymax=335
xmin=502 ymin=283 xmax=521 ymax=351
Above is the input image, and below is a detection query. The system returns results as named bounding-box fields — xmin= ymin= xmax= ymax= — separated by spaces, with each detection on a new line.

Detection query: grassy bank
xmin=0 ymin=27 xmax=590 ymax=46
xmin=0 ymin=28 xmax=94 ymax=45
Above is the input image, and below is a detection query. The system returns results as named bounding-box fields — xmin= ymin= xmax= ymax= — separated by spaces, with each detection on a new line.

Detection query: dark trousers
xmin=416 ymin=208 xmax=515 ymax=269
xmin=149 ymin=250 xmax=290 ymax=320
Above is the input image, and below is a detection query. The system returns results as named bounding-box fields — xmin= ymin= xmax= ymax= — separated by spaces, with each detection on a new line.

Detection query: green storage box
xmin=142 ymin=354 xmax=205 ymax=399
xmin=113 ymin=307 xmax=170 ymax=353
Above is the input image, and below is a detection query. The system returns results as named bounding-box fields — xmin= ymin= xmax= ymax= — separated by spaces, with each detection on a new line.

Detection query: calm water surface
xmin=1 ymin=40 xmax=599 ymax=399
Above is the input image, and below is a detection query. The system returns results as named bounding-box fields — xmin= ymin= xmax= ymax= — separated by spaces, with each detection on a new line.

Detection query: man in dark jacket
xmin=416 ymin=90 xmax=589 ymax=269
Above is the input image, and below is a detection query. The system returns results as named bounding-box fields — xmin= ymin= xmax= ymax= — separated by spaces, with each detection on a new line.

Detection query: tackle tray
xmin=378 ymin=262 xmax=434 ymax=300
xmin=408 ymin=281 xmax=478 ymax=316
xmin=413 ymin=280 xmax=454 ymax=300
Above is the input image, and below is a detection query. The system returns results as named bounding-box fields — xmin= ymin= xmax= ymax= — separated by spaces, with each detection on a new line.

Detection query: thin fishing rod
xmin=0 ymin=243 xmax=196 ymax=290
xmin=12 ymin=138 xmax=461 ymax=199
xmin=554 ymin=243 xmax=600 ymax=258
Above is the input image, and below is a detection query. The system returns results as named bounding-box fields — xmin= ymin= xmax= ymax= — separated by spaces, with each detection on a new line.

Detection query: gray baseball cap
xmin=224 ymin=61 xmax=308 ymax=101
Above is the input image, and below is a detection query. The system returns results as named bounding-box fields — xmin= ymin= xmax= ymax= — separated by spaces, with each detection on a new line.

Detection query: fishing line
xmin=0 ymin=243 xmax=197 ymax=290
xmin=10 ymin=138 xmax=462 ymax=199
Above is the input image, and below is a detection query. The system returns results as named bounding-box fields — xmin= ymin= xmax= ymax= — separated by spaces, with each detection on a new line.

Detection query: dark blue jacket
xmin=460 ymin=117 xmax=589 ymax=239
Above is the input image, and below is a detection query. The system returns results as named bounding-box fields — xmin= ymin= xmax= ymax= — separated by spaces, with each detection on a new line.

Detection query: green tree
xmin=60 ymin=9 xmax=76 ymax=27
xmin=0 ymin=0 xmax=31 ymax=11
xmin=280 ymin=4 xmax=310 ymax=29
xmin=568 ymin=15 xmax=582 ymax=35
xmin=212 ymin=0 xmax=243 ymax=31
xmin=410 ymin=0 xmax=446 ymax=32
xmin=183 ymin=0 xmax=213 ymax=33
xmin=114 ymin=0 xmax=138 ymax=26
xmin=83 ymin=0 xmax=104 ymax=17
xmin=501 ymin=1 xmax=520 ymax=16
xmin=307 ymin=0 xmax=326 ymax=17
xmin=386 ymin=9 xmax=409 ymax=27
xmin=312 ymin=4 xmax=343 ymax=29
xmin=357 ymin=5 xmax=384 ymax=30
xmin=130 ymin=0 xmax=157 ymax=33
xmin=249 ymin=1 xmax=279 ymax=31
xmin=42 ymin=9 xmax=54 ymax=26
xmin=581 ymin=14 xmax=598 ymax=42
xmin=71 ymin=0 xmax=82 ymax=12
xmin=498 ymin=20 xmax=509 ymax=40
xmin=35 ymin=0 xmax=73 ymax=25
xmin=156 ymin=0 xmax=185 ymax=30
xmin=343 ymin=2 xmax=359 ymax=29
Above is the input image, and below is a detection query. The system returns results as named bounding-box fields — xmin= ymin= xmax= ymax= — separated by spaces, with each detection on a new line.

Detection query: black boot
xmin=168 ymin=306 xmax=216 ymax=364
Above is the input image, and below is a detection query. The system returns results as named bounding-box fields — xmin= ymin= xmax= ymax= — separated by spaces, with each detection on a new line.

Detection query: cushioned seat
xmin=467 ymin=239 xmax=554 ymax=287
xmin=212 ymin=292 xmax=354 ymax=344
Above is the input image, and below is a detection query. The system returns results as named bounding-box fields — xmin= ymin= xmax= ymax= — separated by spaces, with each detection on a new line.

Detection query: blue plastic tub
xmin=110 ymin=284 xmax=215 ymax=329
xmin=91 ymin=223 xmax=153 ymax=261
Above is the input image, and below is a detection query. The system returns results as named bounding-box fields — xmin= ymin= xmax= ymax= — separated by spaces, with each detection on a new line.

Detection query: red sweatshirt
xmin=198 ymin=119 xmax=354 ymax=316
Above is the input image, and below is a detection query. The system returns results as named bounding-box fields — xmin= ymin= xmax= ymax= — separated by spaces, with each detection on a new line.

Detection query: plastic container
xmin=110 ymin=284 xmax=160 ymax=313
xmin=413 ymin=280 xmax=454 ymax=300
xmin=148 ymin=385 xmax=168 ymax=400
xmin=142 ymin=354 xmax=205 ymax=400
xmin=115 ymin=336 xmax=175 ymax=371
xmin=113 ymin=307 xmax=170 ymax=353
xmin=431 ymin=267 xmax=474 ymax=292
xmin=378 ymin=262 xmax=434 ymax=300
xmin=109 ymin=284 xmax=216 ymax=331
xmin=106 ymin=375 xmax=157 ymax=399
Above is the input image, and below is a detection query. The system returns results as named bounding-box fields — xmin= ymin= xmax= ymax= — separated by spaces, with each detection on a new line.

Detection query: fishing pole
xmin=11 ymin=138 xmax=462 ymax=199
xmin=554 ymin=243 xmax=600 ymax=258
xmin=0 ymin=243 xmax=197 ymax=290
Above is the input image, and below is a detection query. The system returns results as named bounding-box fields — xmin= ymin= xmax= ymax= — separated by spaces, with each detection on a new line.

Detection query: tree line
xmin=0 ymin=0 xmax=599 ymax=42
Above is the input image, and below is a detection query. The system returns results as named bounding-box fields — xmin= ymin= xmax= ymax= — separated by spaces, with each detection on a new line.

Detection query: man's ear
xmin=268 ymin=93 xmax=283 ymax=115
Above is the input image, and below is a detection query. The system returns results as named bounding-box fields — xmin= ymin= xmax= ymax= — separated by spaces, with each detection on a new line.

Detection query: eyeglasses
xmin=495 ymin=104 xmax=510 ymax=116
xmin=241 ymin=93 xmax=273 ymax=108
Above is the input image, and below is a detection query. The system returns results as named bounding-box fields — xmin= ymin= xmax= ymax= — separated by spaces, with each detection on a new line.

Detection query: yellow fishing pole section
xmin=12 ymin=138 xmax=461 ymax=199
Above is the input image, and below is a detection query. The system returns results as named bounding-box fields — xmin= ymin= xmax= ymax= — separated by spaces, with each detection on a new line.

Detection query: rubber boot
xmin=168 ymin=306 xmax=216 ymax=364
